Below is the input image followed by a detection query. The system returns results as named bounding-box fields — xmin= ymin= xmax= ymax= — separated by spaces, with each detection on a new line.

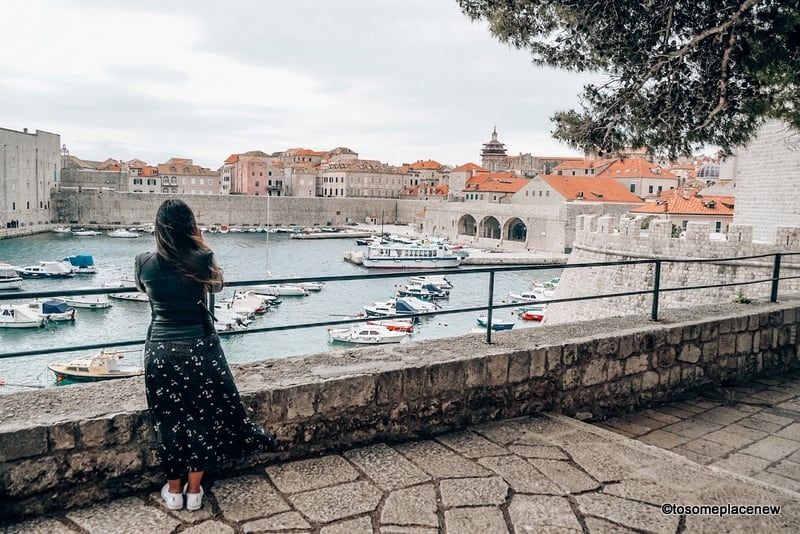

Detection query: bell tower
xmin=480 ymin=126 xmax=507 ymax=171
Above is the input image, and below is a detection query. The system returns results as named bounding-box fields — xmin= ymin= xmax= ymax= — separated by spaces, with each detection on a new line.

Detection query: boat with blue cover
xmin=63 ymin=254 xmax=97 ymax=274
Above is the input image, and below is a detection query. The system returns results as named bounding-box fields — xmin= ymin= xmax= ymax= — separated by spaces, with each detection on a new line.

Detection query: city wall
xmin=546 ymin=214 xmax=800 ymax=324
xmin=1 ymin=299 xmax=798 ymax=520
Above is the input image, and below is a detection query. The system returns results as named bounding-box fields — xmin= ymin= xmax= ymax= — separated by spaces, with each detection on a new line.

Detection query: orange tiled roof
xmin=553 ymin=158 xmax=610 ymax=171
xmin=140 ymin=166 xmax=158 ymax=177
xmin=410 ymin=159 xmax=442 ymax=170
xmin=631 ymin=190 xmax=734 ymax=216
xmin=598 ymin=157 xmax=679 ymax=180
xmin=465 ymin=172 xmax=529 ymax=193
xmin=539 ymin=175 xmax=644 ymax=203
xmin=452 ymin=162 xmax=487 ymax=172
xmin=224 ymin=154 xmax=239 ymax=164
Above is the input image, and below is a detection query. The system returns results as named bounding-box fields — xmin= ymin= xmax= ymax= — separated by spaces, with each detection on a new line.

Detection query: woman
xmin=135 ymin=199 xmax=276 ymax=511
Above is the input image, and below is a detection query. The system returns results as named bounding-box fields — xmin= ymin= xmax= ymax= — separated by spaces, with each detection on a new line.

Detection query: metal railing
xmin=1 ymin=251 xmax=799 ymax=360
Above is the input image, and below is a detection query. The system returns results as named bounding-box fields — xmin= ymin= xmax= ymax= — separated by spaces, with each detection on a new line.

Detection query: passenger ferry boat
xmin=361 ymin=241 xmax=463 ymax=269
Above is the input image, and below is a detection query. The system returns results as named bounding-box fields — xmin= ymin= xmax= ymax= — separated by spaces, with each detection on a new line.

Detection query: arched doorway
xmin=458 ymin=214 xmax=477 ymax=236
xmin=505 ymin=217 xmax=527 ymax=241
xmin=480 ymin=216 xmax=501 ymax=239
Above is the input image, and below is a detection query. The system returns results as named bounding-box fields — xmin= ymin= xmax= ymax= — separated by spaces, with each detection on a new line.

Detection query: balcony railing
xmin=1 ymin=252 xmax=798 ymax=361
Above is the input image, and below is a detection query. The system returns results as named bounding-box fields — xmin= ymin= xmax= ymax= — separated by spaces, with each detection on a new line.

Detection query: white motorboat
xmin=395 ymin=282 xmax=449 ymax=300
xmin=251 ymin=284 xmax=309 ymax=297
xmin=71 ymin=229 xmax=102 ymax=236
xmin=0 ymin=304 xmax=46 ymax=328
xmin=62 ymin=254 xmax=98 ymax=274
xmin=508 ymin=288 xmax=550 ymax=303
xmin=361 ymin=241 xmax=463 ymax=269
xmin=104 ymin=280 xmax=149 ymax=302
xmin=26 ymin=299 xmax=77 ymax=322
xmin=52 ymin=226 xmax=72 ymax=234
xmin=363 ymin=296 xmax=437 ymax=317
xmin=226 ymin=290 xmax=271 ymax=315
xmin=407 ymin=275 xmax=453 ymax=290
xmin=212 ymin=308 xmax=251 ymax=332
xmin=16 ymin=261 xmax=75 ymax=278
xmin=297 ymin=281 xmax=324 ymax=292
xmin=47 ymin=350 xmax=143 ymax=382
xmin=107 ymin=229 xmax=140 ymax=238
xmin=328 ymin=324 xmax=410 ymax=345
xmin=56 ymin=294 xmax=112 ymax=309
xmin=0 ymin=263 xmax=22 ymax=290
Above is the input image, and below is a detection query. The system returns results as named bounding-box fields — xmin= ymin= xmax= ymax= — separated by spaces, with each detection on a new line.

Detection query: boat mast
xmin=265 ymin=192 xmax=271 ymax=277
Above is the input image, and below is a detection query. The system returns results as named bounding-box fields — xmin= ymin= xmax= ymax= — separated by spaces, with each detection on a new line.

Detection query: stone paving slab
xmin=5 ymin=385 xmax=800 ymax=532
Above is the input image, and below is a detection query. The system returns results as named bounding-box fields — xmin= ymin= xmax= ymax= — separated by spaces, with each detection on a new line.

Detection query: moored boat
xmin=47 ymin=350 xmax=143 ymax=381
xmin=26 ymin=299 xmax=77 ymax=322
xmin=407 ymin=275 xmax=453 ymax=290
xmin=361 ymin=241 xmax=462 ymax=269
xmin=71 ymin=228 xmax=102 ymax=236
xmin=250 ymin=284 xmax=309 ymax=297
xmin=395 ymin=282 xmax=449 ymax=300
xmin=16 ymin=261 xmax=75 ymax=278
xmin=365 ymin=318 xmax=415 ymax=332
xmin=63 ymin=254 xmax=98 ymax=274
xmin=328 ymin=323 xmax=410 ymax=345
xmin=518 ymin=304 xmax=546 ymax=322
xmin=0 ymin=263 xmax=23 ymax=290
xmin=107 ymin=229 xmax=140 ymax=238
xmin=103 ymin=280 xmax=149 ymax=302
xmin=0 ymin=304 xmax=46 ymax=328
xmin=362 ymin=296 xmax=437 ymax=317
xmin=476 ymin=314 xmax=515 ymax=330
xmin=56 ymin=294 xmax=112 ymax=309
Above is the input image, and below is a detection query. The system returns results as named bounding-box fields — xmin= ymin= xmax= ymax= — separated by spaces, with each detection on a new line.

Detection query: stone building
xmin=157 ymin=158 xmax=224 ymax=195
xmin=222 ymin=151 xmax=284 ymax=196
xmin=480 ymin=127 xmax=507 ymax=172
xmin=318 ymin=159 xmax=405 ymax=198
xmin=0 ymin=126 xmax=60 ymax=229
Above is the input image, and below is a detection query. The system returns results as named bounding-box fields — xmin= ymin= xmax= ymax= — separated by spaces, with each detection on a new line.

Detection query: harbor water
xmin=0 ymin=231 xmax=562 ymax=393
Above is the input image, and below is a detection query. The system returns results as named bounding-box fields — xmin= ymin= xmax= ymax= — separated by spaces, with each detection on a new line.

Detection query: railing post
xmin=651 ymin=260 xmax=661 ymax=321
xmin=486 ymin=270 xmax=495 ymax=344
xmin=771 ymin=253 xmax=782 ymax=303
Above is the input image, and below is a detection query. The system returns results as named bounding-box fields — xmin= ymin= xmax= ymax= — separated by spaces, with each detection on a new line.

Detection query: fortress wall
xmin=546 ymin=214 xmax=800 ymax=324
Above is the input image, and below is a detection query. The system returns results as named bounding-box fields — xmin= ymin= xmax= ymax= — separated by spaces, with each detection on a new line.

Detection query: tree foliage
xmin=457 ymin=0 xmax=800 ymax=157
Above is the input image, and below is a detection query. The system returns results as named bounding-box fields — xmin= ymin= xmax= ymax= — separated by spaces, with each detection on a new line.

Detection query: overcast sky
xmin=1 ymin=0 xmax=596 ymax=169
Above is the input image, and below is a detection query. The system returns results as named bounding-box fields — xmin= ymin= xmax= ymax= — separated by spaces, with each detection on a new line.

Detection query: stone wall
xmin=1 ymin=299 xmax=798 ymax=520
xmin=732 ymin=120 xmax=800 ymax=243
xmin=59 ymin=170 xmax=129 ymax=192
xmin=546 ymin=214 xmax=800 ymax=324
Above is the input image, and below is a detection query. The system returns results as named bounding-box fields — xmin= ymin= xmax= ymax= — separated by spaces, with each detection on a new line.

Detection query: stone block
xmin=618 ymin=334 xmax=637 ymax=358
xmin=718 ymin=333 xmax=736 ymax=356
xmin=48 ymin=422 xmax=76 ymax=451
xmin=376 ymin=368 xmax=403 ymax=406
xmin=317 ymin=375 xmax=375 ymax=413
xmin=507 ymin=350 xmax=531 ymax=384
xmin=641 ymin=370 xmax=660 ymax=390
xmin=283 ymin=382 xmax=318 ymax=420
xmin=0 ymin=426 xmax=48 ymax=462
xmin=464 ymin=357 xmax=488 ymax=388
xmin=530 ymin=348 xmax=546 ymax=378
xmin=545 ymin=346 xmax=562 ymax=372
xmin=486 ymin=352 xmax=509 ymax=387
xmin=701 ymin=341 xmax=719 ymax=362
xmin=596 ymin=337 xmax=619 ymax=359
xmin=701 ymin=322 xmax=719 ymax=342
xmin=79 ymin=418 xmax=110 ymax=448
xmin=562 ymin=343 xmax=579 ymax=366
xmin=428 ymin=360 xmax=466 ymax=395
xmin=736 ymin=332 xmax=753 ymax=355
xmin=5 ymin=456 xmax=67 ymax=496
xmin=582 ymin=359 xmax=607 ymax=387
xmin=677 ymin=344 xmax=702 ymax=364
xmin=655 ymin=346 xmax=676 ymax=368
xmin=402 ymin=365 xmax=429 ymax=400
xmin=607 ymin=359 xmax=623 ymax=380
xmin=109 ymin=413 xmax=134 ymax=445
xmin=562 ymin=368 xmax=581 ymax=391
xmin=625 ymin=354 xmax=649 ymax=375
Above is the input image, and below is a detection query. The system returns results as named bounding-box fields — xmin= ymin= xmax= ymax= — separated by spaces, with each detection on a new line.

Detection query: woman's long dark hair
xmin=154 ymin=198 xmax=223 ymax=290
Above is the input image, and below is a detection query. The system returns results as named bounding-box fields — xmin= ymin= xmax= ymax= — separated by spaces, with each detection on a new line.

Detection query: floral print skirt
xmin=144 ymin=334 xmax=274 ymax=479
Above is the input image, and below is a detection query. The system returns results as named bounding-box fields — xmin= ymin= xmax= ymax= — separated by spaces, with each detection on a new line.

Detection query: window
xmin=715 ymin=221 xmax=722 ymax=233
xmin=682 ymin=220 xmax=688 ymax=230
xmin=648 ymin=185 xmax=654 ymax=194
xmin=630 ymin=184 xmax=636 ymax=193
xmin=255 ymin=181 xmax=259 ymax=187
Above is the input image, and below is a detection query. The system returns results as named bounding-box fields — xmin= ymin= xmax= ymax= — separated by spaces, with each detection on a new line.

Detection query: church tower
xmin=480 ymin=126 xmax=507 ymax=171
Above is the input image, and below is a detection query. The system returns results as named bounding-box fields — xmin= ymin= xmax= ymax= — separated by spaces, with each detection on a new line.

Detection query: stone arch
xmin=505 ymin=217 xmax=527 ymax=242
xmin=480 ymin=216 xmax=501 ymax=239
xmin=458 ymin=214 xmax=477 ymax=236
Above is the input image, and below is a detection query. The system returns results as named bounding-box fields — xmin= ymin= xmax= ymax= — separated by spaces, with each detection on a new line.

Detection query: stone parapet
xmin=0 ymin=299 xmax=798 ymax=520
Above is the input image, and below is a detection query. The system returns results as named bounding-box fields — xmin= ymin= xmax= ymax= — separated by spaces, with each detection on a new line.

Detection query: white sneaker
xmin=161 ymin=483 xmax=183 ymax=510
xmin=184 ymin=483 xmax=204 ymax=511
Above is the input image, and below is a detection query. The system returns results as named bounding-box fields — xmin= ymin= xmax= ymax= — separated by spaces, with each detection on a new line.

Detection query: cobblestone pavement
xmin=595 ymin=370 xmax=800 ymax=497
xmin=5 ymin=389 xmax=800 ymax=534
